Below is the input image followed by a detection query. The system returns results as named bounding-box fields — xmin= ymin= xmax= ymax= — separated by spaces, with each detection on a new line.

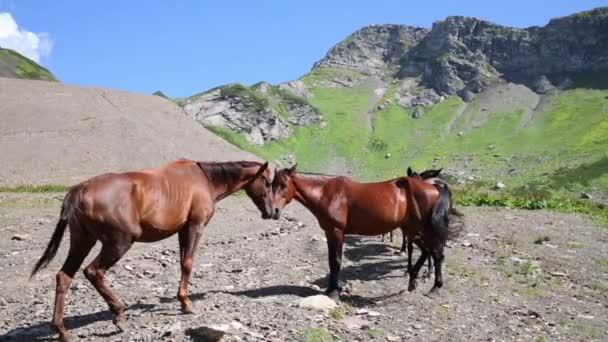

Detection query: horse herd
xmin=29 ymin=159 xmax=463 ymax=341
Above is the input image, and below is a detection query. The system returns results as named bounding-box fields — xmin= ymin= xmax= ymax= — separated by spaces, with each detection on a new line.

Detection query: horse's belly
xmin=136 ymin=217 xmax=186 ymax=242
xmin=345 ymin=218 xmax=400 ymax=236
xmin=136 ymin=224 xmax=180 ymax=242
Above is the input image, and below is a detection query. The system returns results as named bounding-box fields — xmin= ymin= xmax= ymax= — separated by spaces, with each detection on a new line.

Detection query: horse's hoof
xmin=113 ymin=319 xmax=128 ymax=333
xmin=408 ymin=280 xmax=417 ymax=292
xmin=425 ymin=287 xmax=441 ymax=299
xmin=181 ymin=305 xmax=196 ymax=314
xmin=58 ymin=333 xmax=72 ymax=342
xmin=325 ymin=289 xmax=340 ymax=301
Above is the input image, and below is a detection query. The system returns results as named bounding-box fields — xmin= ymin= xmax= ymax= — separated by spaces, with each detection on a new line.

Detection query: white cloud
xmin=0 ymin=12 xmax=53 ymax=63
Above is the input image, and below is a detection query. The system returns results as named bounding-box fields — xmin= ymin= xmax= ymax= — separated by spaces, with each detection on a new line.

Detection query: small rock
xmin=461 ymin=240 xmax=472 ymax=247
xmin=185 ymin=326 xmax=226 ymax=341
xmin=245 ymin=331 xmax=265 ymax=339
xmin=549 ymin=271 xmax=567 ymax=277
xmin=385 ymin=153 xmax=391 ymax=159
xmin=580 ymin=192 xmax=592 ymax=199
xmin=367 ymin=311 xmax=381 ymax=317
xmin=577 ymin=314 xmax=594 ymax=320
xmin=386 ymin=335 xmax=401 ymax=342
xmin=230 ymin=321 xmax=245 ymax=331
xmin=355 ymin=309 xmax=369 ymax=315
xmin=123 ymin=265 xmax=134 ymax=271
xmin=298 ymin=295 xmax=337 ymax=311
xmin=457 ymin=131 xmax=464 ymax=137
xmin=495 ymin=182 xmax=505 ymax=190
xmin=11 ymin=234 xmax=29 ymax=241
xmin=413 ymin=324 xmax=423 ymax=330
xmin=341 ymin=316 xmax=371 ymax=330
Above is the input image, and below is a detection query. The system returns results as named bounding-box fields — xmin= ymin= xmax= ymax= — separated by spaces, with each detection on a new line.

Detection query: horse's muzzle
xmin=272 ymin=208 xmax=281 ymax=220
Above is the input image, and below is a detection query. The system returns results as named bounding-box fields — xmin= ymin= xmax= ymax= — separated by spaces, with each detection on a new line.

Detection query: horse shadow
xmin=189 ymin=236 xmax=412 ymax=307
xmin=0 ymin=303 xmax=156 ymax=341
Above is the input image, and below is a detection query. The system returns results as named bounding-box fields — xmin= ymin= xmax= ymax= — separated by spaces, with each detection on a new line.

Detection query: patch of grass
xmin=453 ymin=186 xmax=608 ymax=229
xmin=515 ymin=261 xmax=538 ymax=277
xmin=0 ymin=184 xmax=69 ymax=193
xmin=299 ymin=328 xmax=336 ymax=342
xmin=513 ymin=283 xmax=546 ymax=298
xmin=572 ymin=322 xmax=602 ymax=339
xmin=0 ymin=196 xmax=61 ymax=209
xmin=567 ymin=241 xmax=583 ymax=249
xmin=366 ymin=328 xmax=384 ymax=339
xmin=589 ymin=281 xmax=608 ymax=294
xmin=536 ymin=335 xmax=547 ymax=342
xmin=328 ymin=307 xmax=342 ymax=320
xmin=533 ymin=236 xmax=550 ymax=245
xmin=596 ymin=258 xmax=608 ymax=267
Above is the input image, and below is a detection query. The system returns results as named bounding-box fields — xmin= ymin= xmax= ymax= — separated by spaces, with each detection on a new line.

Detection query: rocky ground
xmin=1 ymin=192 xmax=607 ymax=342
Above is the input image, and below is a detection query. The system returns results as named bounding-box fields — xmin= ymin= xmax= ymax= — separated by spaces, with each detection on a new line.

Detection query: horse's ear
xmin=251 ymin=161 xmax=269 ymax=180
xmin=288 ymin=163 xmax=297 ymax=175
xmin=436 ymin=168 xmax=443 ymax=176
xmin=407 ymin=167 xmax=413 ymax=177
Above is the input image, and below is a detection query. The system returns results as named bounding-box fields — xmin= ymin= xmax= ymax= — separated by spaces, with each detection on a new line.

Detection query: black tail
xmin=431 ymin=183 xmax=463 ymax=242
xmin=430 ymin=183 xmax=451 ymax=243
xmin=30 ymin=185 xmax=81 ymax=279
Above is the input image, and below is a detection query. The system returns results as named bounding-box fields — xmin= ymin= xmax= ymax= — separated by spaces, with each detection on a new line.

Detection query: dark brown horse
xmin=382 ymin=167 xmax=463 ymax=275
xmin=30 ymin=159 xmax=274 ymax=342
xmin=271 ymin=165 xmax=459 ymax=300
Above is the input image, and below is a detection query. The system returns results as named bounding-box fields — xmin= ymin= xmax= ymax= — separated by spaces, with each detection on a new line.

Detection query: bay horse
xmin=271 ymin=165 xmax=459 ymax=300
xmin=30 ymin=159 xmax=275 ymax=342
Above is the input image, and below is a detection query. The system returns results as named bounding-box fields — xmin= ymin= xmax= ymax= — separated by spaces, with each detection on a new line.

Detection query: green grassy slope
xmin=0 ymin=47 xmax=58 ymax=81
xmin=213 ymin=68 xmax=608 ymax=197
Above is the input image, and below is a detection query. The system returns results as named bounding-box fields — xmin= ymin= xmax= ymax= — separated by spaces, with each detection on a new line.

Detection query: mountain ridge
xmin=177 ymin=7 xmax=608 ymax=200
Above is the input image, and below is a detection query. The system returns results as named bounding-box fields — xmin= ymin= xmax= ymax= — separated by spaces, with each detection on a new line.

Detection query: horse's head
xmin=271 ymin=163 xmax=297 ymax=219
xmin=407 ymin=166 xmax=443 ymax=180
xmin=243 ymin=161 xmax=276 ymax=220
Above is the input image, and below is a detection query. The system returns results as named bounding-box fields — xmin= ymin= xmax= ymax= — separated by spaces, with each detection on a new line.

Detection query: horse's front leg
xmin=323 ymin=225 xmax=344 ymax=300
xmin=177 ymin=222 xmax=204 ymax=314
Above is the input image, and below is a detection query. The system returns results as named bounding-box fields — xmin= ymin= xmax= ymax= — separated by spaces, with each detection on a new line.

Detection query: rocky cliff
xmin=180 ymin=83 xmax=322 ymax=145
xmin=315 ymin=7 xmax=608 ymax=102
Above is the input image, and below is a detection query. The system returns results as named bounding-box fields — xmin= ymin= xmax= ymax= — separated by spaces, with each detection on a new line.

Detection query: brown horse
xmin=271 ymin=165 xmax=459 ymax=300
xmin=30 ymin=159 xmax=275 ymax=342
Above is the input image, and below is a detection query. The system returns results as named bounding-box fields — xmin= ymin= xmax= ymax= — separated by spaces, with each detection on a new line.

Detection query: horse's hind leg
xmin=426 ymin=254 xmax=434 ymax=279
xmin=83 ymin=234 xmax=133 ymax=332
xmin=429 ymin=245 xmax=445 ymax=296
xmin=406 ymin=237 xmax=414 ymax=271
xmin=399 ymin=228 xmax=407 ymax=255
xmin=177 ymin=224 xmax=204 ymax=314
xmin=408 ymin=248 xmax=429 ymax=292
xmin=52 ymin=228 xmax=96 ymax=342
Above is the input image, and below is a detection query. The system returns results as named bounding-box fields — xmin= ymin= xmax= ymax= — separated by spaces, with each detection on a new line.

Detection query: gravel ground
xmin=1 ymin=193 xmax=607 ymax=342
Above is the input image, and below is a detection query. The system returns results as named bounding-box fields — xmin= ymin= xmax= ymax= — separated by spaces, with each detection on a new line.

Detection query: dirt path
xmin=1 ymin=193 xmax=607 ymax=341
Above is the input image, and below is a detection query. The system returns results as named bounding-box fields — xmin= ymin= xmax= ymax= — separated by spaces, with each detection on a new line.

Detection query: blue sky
xmin=0 ymin=1 xmax=605 ymax=97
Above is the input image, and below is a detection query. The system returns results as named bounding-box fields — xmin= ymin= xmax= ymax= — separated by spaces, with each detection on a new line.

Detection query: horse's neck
xmin=198 ymin=162 xmax=253 ymax=202
xmin=292 ymin=174 xmax=327 ymax=210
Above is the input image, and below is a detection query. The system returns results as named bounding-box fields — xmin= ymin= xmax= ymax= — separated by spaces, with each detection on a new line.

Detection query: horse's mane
xmin=197 ymin=161 xmax=262 ymax=183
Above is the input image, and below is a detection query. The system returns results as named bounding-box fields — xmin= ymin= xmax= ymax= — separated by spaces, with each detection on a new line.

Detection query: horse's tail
xmin=431 ymin=183 xmax=463 ymax=243
xmin=30 ymin=185 xmax=82 ymax=279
